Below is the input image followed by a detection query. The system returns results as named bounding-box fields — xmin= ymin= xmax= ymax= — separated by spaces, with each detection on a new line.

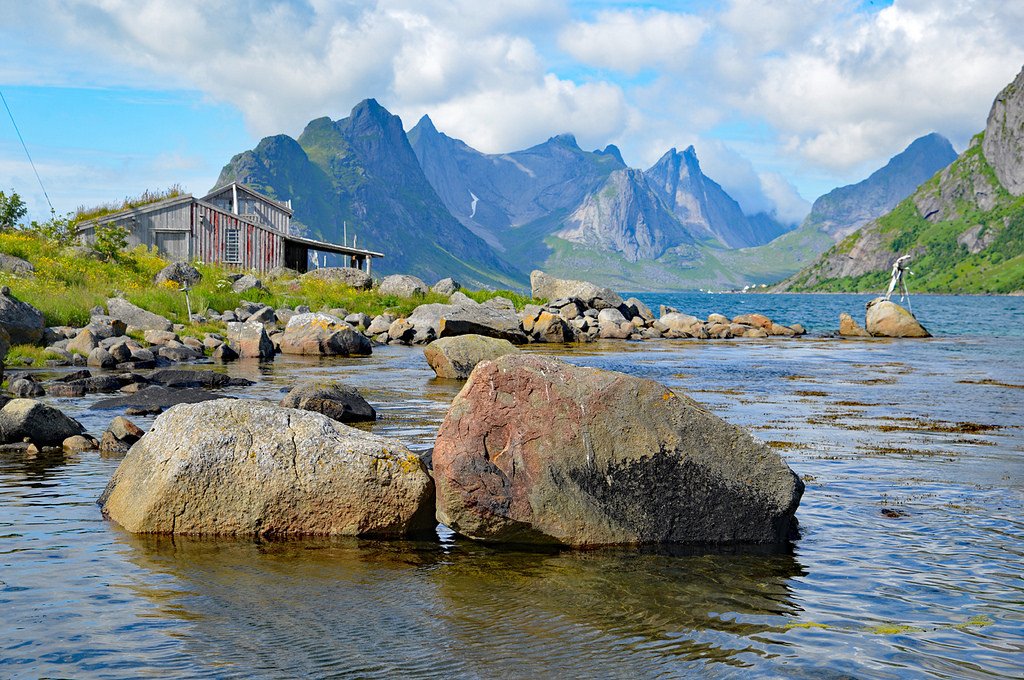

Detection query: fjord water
xmin=2 ymin=294 xmax=1022 ymax=678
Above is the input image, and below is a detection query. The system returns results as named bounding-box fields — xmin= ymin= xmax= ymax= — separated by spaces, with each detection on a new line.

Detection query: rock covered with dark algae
xmin=433 ymin=354 xmax=803 ymax=547
xmin=99 ymin=399 xmax=435 ymax=537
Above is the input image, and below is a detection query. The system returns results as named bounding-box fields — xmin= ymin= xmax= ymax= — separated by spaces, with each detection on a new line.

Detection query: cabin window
xmin=225 ymin=228 xmax=240 ymax=263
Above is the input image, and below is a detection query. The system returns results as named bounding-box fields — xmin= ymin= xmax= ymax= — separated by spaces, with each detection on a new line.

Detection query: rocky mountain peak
xmin=801 ymin=132 xmax=957 ymax=240
xmin=415 ymin=114 xmax=438 ymax=135
xmin=983 ymin=64 xmax=1024 ymax=195
xmin=596 ymin=144 xmax=625 ymax=165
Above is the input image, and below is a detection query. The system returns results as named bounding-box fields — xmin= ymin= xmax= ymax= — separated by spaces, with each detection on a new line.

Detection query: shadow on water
xmin=116 ymin=531 xmax=806 ymax=678
xmin=0 ymin=447 xmax=78 ymax=483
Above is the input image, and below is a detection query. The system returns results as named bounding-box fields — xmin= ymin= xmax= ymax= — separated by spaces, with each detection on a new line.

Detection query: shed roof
xmin=283 ymin=233 xmax=384 ymax=259
xmin=75 ymin=193 xmax=196 ymax=228
xmin=203 ymin=182 xmax=294 ymax=216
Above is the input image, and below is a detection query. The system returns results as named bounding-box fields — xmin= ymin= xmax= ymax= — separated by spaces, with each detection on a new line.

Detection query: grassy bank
xmin=0 ymin=231 xmax=537 ymax=334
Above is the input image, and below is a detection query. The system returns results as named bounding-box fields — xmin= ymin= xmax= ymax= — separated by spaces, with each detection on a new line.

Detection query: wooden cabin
xmin=76 ymin=182 xmax=383 ymax=274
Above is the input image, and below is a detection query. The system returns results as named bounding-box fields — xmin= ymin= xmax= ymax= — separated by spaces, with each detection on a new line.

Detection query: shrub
xmin=93 ymin=223 xmax=130 ymax=262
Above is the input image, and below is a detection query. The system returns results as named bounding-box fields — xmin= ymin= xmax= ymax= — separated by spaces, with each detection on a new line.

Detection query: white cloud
xmin=412 ymin=75 xmax=629 ymax=154
xmin=744 ymin=0 xmax=1024 ymax=170
xmin=558 ymin=9 xmax=708 ymax=74
xmin=692 ymin=141 xmax=809 ymax=224
xmin=4 ymin=0 xmax=1024 ymax=224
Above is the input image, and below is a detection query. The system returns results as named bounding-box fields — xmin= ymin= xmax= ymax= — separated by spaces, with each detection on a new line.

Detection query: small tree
xmin=93 ymin=223 xmax=130 ymax=261
xmin=0 ymin=189 xmax=28 ymax=231
xmin=27 ymin=211 xmax=79 ymax=247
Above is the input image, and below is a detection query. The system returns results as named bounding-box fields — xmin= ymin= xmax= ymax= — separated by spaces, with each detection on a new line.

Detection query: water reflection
xmin=116 ymin=531 xmax=805 ymax=677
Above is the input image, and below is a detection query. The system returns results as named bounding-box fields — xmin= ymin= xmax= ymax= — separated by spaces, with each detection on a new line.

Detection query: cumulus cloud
xmin=558 ymin=9 xmax=708 ymax=74
xmin=692 ymin=141 xmax=810 ymax=224
xmin=4 ymin=0 xmax=1024 ymax=223
xmin=5 ymin=0 xmax=618 ymax=154
xmin=743 ymin=0 xmax=1024 ymax=170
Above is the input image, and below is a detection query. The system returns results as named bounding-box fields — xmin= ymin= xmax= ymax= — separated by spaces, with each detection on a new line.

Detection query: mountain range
xmin=779 ymin=65 xmax=1024 ymax=294
xmin=214 ymin=97 xmax=960 ymax=292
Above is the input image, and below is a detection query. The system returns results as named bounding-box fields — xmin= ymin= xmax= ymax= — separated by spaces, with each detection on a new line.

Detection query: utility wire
xmin=0 ymin=88 xmax=54 ymax=214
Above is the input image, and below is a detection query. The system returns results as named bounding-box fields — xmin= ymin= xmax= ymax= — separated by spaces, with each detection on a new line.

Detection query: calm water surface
xmin=2 ymin=294 xmax=1023 ymax=678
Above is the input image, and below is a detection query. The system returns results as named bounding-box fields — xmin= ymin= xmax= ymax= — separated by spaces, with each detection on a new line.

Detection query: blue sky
xmin=2 ymin=0 xmax=1022 ymax=225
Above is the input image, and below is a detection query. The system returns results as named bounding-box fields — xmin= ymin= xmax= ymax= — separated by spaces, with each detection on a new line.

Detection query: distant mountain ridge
xmin=778 ymin=65 xmax=1024 ymax=294
xmin=802 ymin=132 xmax=957 ymax=240
xmin=215 ymin=100 xmax=523 ymax=289
xmin=215 ymin=97 xmax=970 ymax=292
xmin=409 ymin=116 xmax=795 ymax=286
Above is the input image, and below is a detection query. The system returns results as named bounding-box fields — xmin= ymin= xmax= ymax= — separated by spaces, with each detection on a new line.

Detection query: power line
xmin=0 ymin=88 xmax=54 ymax=214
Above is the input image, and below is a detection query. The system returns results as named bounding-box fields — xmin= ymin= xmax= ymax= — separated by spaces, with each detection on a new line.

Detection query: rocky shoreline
xmin=1 ymin=261 xmax=940 ymax=549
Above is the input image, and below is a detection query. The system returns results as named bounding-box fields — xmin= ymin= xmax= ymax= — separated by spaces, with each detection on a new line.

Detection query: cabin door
xmin=155 ymin=231 xmax=189 ymax=261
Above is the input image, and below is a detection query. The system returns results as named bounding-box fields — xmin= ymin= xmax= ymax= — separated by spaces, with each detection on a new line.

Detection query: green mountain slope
xmin=779 ymin=66 xmax=1024 ymax=295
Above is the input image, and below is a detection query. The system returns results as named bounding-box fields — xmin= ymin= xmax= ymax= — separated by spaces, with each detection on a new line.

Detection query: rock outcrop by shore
xmin=865 ymin=298 xmax=931 ymax=338
xmin=423 ymin=334 xmax=518 ymax=379
xmin=98 ymin=399 xmax=436 ymax=537
xmin=432 ymin=354 xmax=804 ymax=547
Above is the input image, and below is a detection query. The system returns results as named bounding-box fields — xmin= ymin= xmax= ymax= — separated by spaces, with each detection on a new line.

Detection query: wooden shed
xmin=76 ymin=182 xmax=383 ymax=274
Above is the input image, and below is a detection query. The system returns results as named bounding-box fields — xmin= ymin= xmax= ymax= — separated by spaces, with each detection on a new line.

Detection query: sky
xmin=1 ymin=0 xmax=1023 ymax=226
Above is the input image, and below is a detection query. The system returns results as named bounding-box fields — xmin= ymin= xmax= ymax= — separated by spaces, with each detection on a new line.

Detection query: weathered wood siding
xmin=77 ymin=199 xmax=193 ymax=255
xmin=192 ymin=202 xmax=284 ymax=271
xmin=205 ymin=186 xmax=290 ymax=233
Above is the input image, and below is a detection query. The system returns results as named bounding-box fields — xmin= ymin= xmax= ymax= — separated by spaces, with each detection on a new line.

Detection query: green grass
xmin=74 ymin=185 xmax=188 ymax=223
xmin=3 ymin=344 xmax=73 ymax=367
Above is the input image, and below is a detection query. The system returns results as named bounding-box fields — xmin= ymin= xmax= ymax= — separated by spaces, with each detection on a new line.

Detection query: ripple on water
xmin=1 ymin=322 xmax=1023 ymax=678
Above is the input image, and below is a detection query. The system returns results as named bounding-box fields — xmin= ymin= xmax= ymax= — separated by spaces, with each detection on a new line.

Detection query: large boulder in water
xmin=279 ymin=380 xmax=376 ymax=423
xmin=0 ymin=289 xmax=45 ymax=345
xmin=433 ymin=354 xmax=803 ymax=547
xmin=865 ymin=298 xmax=931 ymax=338
xmin=423 ymin=335 xmax=518 ymax=379
xmin=530 ymin=270 xmax=623 ymax=309
xmin=226 ymin=321 xmax=274 ymax=359
xmin=0 ymin=398 xmax=85 ymax=446
xmin=98 ymin=399 xmax=435 ymax=537
xmin=839 ymin=312 xmax=870 ymax=337
xmin=279 ymin=313 xmax=371 ymax=356
xmin=438 ymin=304 xmax=528 ymax=344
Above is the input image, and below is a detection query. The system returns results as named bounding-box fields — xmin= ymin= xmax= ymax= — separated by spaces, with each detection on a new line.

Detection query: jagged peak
xmin=596 ymin=144 xmax=625 ymax=165
xmin=549 ymin=132 xmax=579 ymax=148
xmin=414 ymin=114 xmax=438 ymax=134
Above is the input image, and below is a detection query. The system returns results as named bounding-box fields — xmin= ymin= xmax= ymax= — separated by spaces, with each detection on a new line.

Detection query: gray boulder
xmin=379 ymin=274 xmax=429 ymax=298
xmin=231 ymin=274 xmax=263 ymax=294
xmin=154 ymin=262 xmax=202 ymax=288
xmin=280 ymin=381 xmax=376 ymax=423
xmin=0 ymin=290 xmax=45 ymax=345
xmin=84 ymin=316 xmax=126 ymax=340
xmin=106 ymin=298 xmax=173 ymax=332
xmin=433 ymin=354 xmax=803 ymax=547
xmin=279 ymin=313 xmax=371 ymax=356
xmin=226 ymin=321 xmax=275 ymax=359
xmin=530 ymin=270 xmax=623 ymax=309
xmin=432 ymin=277 xmax=461 ymax=296
xmin=91 ymin=386 xmax=226 ymax=412
xmin=87 ymin=347 xmax=117 ymax=368
xmin=100 ymin=416 xmax=145 ymax=456
xmin=301 ymin=267 xmax=372 ymax=290
xmin=98 ymin=399 xmax=435 ymax=537
xmin=0 ymin=253 xmax=34 ymax=275
xmin=438 ymin=304 xmax=528 ymax=344
xmin=423 ymin=335 xmax=518 ymax=379
xmin=0 ymin=398 xmax=85 ymax=446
